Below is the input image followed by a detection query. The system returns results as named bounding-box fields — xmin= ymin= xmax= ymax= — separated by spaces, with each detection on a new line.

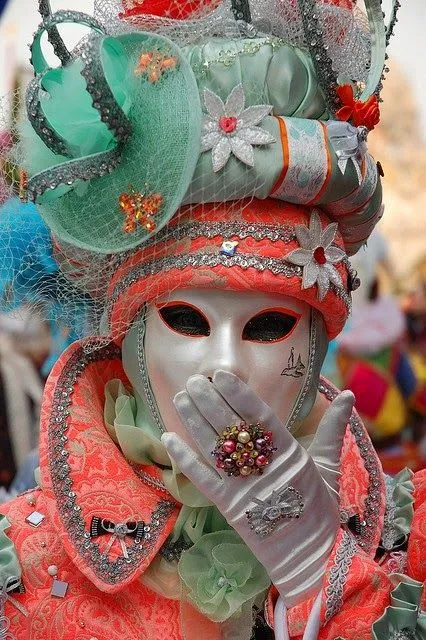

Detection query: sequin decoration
xmin=134 ymin=51 xmax=178 ymax=83
xmin=201 ymin=84 xmax=275 ymax=172
xmin=246 ymin=486 xmax=305 ymax=537
xmin=212 ymin=422 xmax=276 ymax=478
xmin=119 ymin=187 xmax=163 ymax=234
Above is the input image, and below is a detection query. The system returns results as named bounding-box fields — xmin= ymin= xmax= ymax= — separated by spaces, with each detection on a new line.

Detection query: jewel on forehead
xmin=220 ymin=240 xmax=239 ymax=257
xmin=134 ymin=50 xmax=178 ymax=83
xmin=119 ymin=186 xmax=163 ymax=234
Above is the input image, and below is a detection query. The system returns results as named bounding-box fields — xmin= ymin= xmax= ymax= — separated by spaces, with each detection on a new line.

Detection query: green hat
xmin=23 ymin=11 xmax=201 ymax=254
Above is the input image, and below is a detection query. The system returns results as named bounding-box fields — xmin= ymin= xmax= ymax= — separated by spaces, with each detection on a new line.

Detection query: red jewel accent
xmin=219 ymin=116 xmax=237 ymax=134
xmin=313 ymin=246 xmax=327 ymax=265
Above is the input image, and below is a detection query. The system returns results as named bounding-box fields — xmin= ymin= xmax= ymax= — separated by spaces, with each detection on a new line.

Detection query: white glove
xmin=162 ymin=370 xmax=354 ymax=608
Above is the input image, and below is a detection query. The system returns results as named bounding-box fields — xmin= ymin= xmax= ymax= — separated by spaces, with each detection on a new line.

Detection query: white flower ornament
xmin=286 ymin=211 xmax=346 ymax=301
xmin=201 ymin=84 xmax=276 ymax=172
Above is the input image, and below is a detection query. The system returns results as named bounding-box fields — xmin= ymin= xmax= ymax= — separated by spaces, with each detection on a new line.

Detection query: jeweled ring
xmin=212 ymin=421 xmax=276 ymax=478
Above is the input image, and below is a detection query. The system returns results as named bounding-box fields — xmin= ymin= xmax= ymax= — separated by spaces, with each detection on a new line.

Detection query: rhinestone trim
xmin=318 ymin=378 xmax=384 ymax=554
xmin=38 ymin=0 xmax=71 ymax=66
xmin=48 ymin=342 xmax=175 ymax=585
xmin=30 ymin=10 xmax=104 ymax=74
xmin=325 ymin=530 xmax=357 ymax=622
xmin=108 ymin=252 xmax=351 ymax=326
xmin=155 ymin=221 xmax=297 ymax=243
xmin=137 ymin=313 xmax=166 ymax=435
xmin=79 ymin=34 xmax=132 ymax=145
xmin=26 ymin=75 xmax=70 ymax=157
xmin=27 ymin=10 xmax=131 ymax=201
xmin=27 ymin=148 xmax=122 ymax=202
xmin=297 ymin=0 xmax=339 ymax=114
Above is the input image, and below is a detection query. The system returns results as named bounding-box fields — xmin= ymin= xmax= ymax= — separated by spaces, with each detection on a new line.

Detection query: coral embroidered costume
xmin=1 ymin=0 xmax=425 ymax=639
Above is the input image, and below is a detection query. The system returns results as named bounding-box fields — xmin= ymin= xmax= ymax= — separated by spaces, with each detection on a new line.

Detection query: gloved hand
xmin=162 ymin=370 xmax=355 ymax=608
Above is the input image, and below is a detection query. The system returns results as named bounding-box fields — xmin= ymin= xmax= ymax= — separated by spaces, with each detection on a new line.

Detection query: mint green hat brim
xmin=26 ymin=31 xmax=202 ymax=254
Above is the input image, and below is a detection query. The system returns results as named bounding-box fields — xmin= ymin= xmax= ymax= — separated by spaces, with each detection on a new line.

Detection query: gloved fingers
xmin=161 ymin=432 xmax=222 ymax=502
xmin=173 ymin=390 xmax=219 ymax=464
xmin=308 ymin=390 xmax=355 ymax=479
xmin=212 ymin=370 xmax=293 ymax=452
xmin=185 ymin=374 xmax=241 ymax=432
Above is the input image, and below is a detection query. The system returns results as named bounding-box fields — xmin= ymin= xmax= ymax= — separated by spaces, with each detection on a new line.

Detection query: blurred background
xmin=0 ymin=0 xmax=425 ymax=498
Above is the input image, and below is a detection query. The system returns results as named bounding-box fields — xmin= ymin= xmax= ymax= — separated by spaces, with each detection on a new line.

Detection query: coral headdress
xmin=0 ymin=0 xmax=401 ymax=341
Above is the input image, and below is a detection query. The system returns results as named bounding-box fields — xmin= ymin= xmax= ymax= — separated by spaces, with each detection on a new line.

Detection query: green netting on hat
xmin=22 ymin=25 xmax=202 ymax=254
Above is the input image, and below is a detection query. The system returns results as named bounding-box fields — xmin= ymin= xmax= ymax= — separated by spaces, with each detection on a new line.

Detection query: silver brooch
xmin=246 ymin=485 xmax=305 ymax=537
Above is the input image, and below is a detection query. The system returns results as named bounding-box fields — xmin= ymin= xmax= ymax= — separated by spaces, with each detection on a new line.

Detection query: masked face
xmin=122 ymin=288 xmax=325 ymax=442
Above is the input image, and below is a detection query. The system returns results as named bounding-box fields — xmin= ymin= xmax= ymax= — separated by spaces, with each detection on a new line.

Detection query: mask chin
xmin=122 ymin=299 xmax=329 ymax=438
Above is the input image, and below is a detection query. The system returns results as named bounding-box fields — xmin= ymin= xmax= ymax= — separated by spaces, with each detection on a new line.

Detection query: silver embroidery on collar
xmin=318 ymin=379 xmax=384 ymax=554
xmin=48 ymin=343 xmax=175 ymax=585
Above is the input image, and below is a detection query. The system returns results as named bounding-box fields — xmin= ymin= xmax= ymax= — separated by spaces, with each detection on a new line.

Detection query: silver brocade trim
xmin=154 ymin=221 xmax=297 ymax=243
xmin=79 ymin=34 xmax=132 ymax=145
xmin=30 ymin=10 xmax=104 ymax=71
xmin=38 ymin=0 xmax=72 ymax=66
xmin=107 ymin=252 xmax=351 ymax=325
xmin=286 ymin=309 xmax=317 ymax=433
xmin=48 ymin=342 xmax=175 ymax=585
xmin=26 ymin=75 xmax=70 ymax=157
xmin=325 ymin=530 xmax=357 ymax=622
xmin=27 ymin=10 xmax=131 ymax=201
xmin=318 ymin=378 xmax=384 ymax=554
xmin=297 ymin=0 xmax=339 ymax=115
xmin=28 ymin=148 xmax=122 ymax=201
xmin=136 ymin=313 xmax=166 ymax=435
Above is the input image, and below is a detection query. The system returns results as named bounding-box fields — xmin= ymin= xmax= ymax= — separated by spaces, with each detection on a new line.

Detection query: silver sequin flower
xmin=246 ymin=485 xmax=304 ymax=537
xmin=201 ymin=84 xmax=276 ymax=172
xmin=285 ymin=210 xmax=346 ymax=301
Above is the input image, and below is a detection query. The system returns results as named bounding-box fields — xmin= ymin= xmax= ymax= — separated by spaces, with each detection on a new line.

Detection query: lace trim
xmin=48 ymin=342 xmax=175 ymax=586
xmin=324 ymin=530 xmax=357 ymax=622
xmin=318 ymin=378 xmax=384 ymax=554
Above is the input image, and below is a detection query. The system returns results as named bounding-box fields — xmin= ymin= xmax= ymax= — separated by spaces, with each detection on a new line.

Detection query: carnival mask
xmin=122 ymin=288 xmax=328 ymax=441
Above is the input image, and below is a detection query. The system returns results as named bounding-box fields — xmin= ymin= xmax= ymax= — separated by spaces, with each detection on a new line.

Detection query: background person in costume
xmin=0 ymin=1 xmax=425 ymax=639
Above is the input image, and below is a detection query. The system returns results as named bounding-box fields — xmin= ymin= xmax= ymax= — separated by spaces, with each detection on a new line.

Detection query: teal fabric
xmin=0 ymin=515 xmax=21 ymax=592
xmin=372 ymin=575 xmax=426 ymax=640
xmin=25 ymin=29 xmax=202 ymax=254
xmin=178 ymin=530 xmax=270 ymax=623
xmin=183 ymin=37 xmax=328 ymax=119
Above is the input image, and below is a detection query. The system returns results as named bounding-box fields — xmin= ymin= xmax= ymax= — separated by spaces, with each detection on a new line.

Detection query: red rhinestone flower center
xmin=219 ymin=116 xmax=238 ymax=134
xmin=313 ymin=246 xmax=327 ymax=265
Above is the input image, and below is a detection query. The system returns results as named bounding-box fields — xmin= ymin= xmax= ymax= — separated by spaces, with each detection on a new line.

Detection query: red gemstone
xmin=255 ymin=455 xmax=267 ymax=467
xmin=219 ymin=116 xmax=237 ymax=134
xmin=222 ymin=440 xmax=236 ymax=454
xmin=313 ymin=246 xmax=327 ymax=265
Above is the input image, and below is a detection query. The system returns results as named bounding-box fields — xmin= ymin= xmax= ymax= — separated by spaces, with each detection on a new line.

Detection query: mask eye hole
xmin=157 ymin=302 xmax=210 ymax=337
xmin=242 ymin=309 xmax=300 ymax=343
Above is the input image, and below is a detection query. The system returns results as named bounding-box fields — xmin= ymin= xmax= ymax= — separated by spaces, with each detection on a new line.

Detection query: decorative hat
xmin=107 ymin=199 xmax=351 ymax=339
xmin=0 ymin=0 xmax=400 ymax=342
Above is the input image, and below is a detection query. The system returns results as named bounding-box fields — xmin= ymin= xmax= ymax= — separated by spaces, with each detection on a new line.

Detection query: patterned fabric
xmin=0 ymin=342 xmax=424 ymax=639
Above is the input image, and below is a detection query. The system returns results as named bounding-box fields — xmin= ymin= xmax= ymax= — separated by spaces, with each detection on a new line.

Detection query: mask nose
xmin=199 ymin=323 xmax=249 ymax=383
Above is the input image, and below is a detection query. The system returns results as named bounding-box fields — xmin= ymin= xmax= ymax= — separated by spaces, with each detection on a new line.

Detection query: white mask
xmin=122 ymin=289 xmax=327 ymax=441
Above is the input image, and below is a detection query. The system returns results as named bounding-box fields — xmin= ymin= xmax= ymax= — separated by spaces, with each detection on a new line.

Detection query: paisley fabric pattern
xmin=0 ymin=342 xmax=424 ymax=639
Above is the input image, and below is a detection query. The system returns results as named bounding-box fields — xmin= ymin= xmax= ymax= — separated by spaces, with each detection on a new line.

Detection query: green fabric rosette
xmin=178 ymin=530 xmax=270 ymax=623
xmin=381 ymin=469 xmax=415 ymax=551
xmin=104 ymin=380 xmax=271 ymax=622
xmin=372 ymin=575 xmax=426 ymax=640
